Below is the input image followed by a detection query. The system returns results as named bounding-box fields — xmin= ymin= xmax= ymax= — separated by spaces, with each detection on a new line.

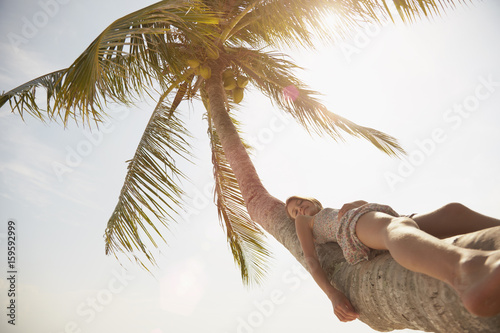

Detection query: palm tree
xmin=1 ymin=0 xmax=498 ymax=331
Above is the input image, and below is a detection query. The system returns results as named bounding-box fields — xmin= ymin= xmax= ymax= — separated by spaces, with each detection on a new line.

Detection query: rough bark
xmin=331 ymin=228 xmax=500 ymax=332
xmin=205 ymin=61 xmax=281 ymax=233
xmin=206 ymin=60 xmax=500 ymax=332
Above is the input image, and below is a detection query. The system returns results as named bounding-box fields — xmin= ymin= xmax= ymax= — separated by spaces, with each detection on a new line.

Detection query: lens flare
xmin=282 ymin=85 xmax=299 ymax=101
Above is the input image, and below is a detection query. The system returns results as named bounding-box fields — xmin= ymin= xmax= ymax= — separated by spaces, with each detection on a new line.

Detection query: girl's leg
xmin=355 ymin=212 xmax=500 ymax=317
xmin=412 ymin=203 xmax=500 ymax=239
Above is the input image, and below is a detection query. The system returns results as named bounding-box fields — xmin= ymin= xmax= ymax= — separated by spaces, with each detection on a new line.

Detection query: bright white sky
xmin=1 ymin=1 xmax=500 ymax=333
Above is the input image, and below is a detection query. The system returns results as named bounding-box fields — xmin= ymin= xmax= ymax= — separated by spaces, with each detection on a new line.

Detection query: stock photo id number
xmin=5 ymin=220 xmax=17 ymax=326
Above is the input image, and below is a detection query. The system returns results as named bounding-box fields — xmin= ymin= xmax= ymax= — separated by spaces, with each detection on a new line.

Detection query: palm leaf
xmin=104 ymin=87 xmax=193 ymax=269
xmin=204 ymin=90 xmax=272 ymax=286
xmin=231 ymin=48 xmax=405 ymax=156
xmin=1 ymin=0 xmax=219 ymax=126
xmin=388 ymin=0 xmax=468 ymax=23
xmin=326 ymin=0 xmax=470 ymax=25
xmin=223 ymin=0 xmax=344 ymax=48
xmin=0 ymin=69 xmax=67 ymax=122
xmin=223 ymin=0 xmax=469 ymax=49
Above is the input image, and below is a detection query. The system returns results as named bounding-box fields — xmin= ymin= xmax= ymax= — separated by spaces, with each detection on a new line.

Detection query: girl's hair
xmin=285 ymin=196 xmax=323 ymax=219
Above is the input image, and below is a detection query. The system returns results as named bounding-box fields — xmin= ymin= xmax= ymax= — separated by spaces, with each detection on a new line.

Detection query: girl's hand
xmin=338 ymin=200 xmax=367 ymax=220
xmin=338 ymin=203 xmax=354 ymax=220
xmin=331 ymin=291 xmax=359 ymax=322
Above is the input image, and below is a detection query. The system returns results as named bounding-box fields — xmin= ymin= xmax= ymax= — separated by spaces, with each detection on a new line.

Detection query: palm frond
xmin=233 ymin=48 xmax=405 ymax=157
xmin=387 ymin=0 xmax=468 ymax=23
xmin=224 ymin=0 xmax=344 ymax=48
xmin=223 ymin=0 xmax=469 ymax=49
xmin=1 ymin=0 xmax=220 ymax=126
xmin=224 ymin=0 xmax=383 ymax=49
xmin=202 ymin=89 xmax=272 ymax=286
xmin=321 ymin=0 xmax=470 ymax=27
xmin=104 ymin=88 xmax=193 ymax=269
xmin=0 ymin=69 xmax=67 ymax=122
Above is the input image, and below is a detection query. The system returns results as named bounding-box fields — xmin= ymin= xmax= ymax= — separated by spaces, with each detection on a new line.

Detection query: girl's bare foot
xmin=454 ymin=251 xmax=500 ymax=317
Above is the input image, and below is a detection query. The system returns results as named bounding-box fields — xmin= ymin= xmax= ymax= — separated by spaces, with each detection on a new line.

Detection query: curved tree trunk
xmin=206 ymin=60 xmax=500 ymax=332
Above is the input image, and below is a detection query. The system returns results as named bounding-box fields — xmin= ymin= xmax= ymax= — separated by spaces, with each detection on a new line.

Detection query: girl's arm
xmin=295 ymin=215 xmax=359 ymax=322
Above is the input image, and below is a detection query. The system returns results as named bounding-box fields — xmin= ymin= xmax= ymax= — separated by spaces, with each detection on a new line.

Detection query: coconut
xmin=199 ymin=65 xmax=211 ymax=79
xmin=233 ymin=87 xmax=244 ymax=104
xmin=236 ymin=76 xmax=249 ymax=88
xmin=224 ymin=77 xmax=237 ymax=90
xmin=223 ymin=69 xmax=234 ymax=79
xmin=186 ymin=59 xmax=200 ymax=68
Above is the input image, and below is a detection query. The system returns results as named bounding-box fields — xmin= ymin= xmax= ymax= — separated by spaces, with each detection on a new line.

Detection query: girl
xmin=285 ymin=197 xmax=500 ymax=322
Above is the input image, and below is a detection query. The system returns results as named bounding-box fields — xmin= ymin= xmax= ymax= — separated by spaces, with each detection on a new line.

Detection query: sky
xmin=1 ymin=1 xmax=500 ymax=333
